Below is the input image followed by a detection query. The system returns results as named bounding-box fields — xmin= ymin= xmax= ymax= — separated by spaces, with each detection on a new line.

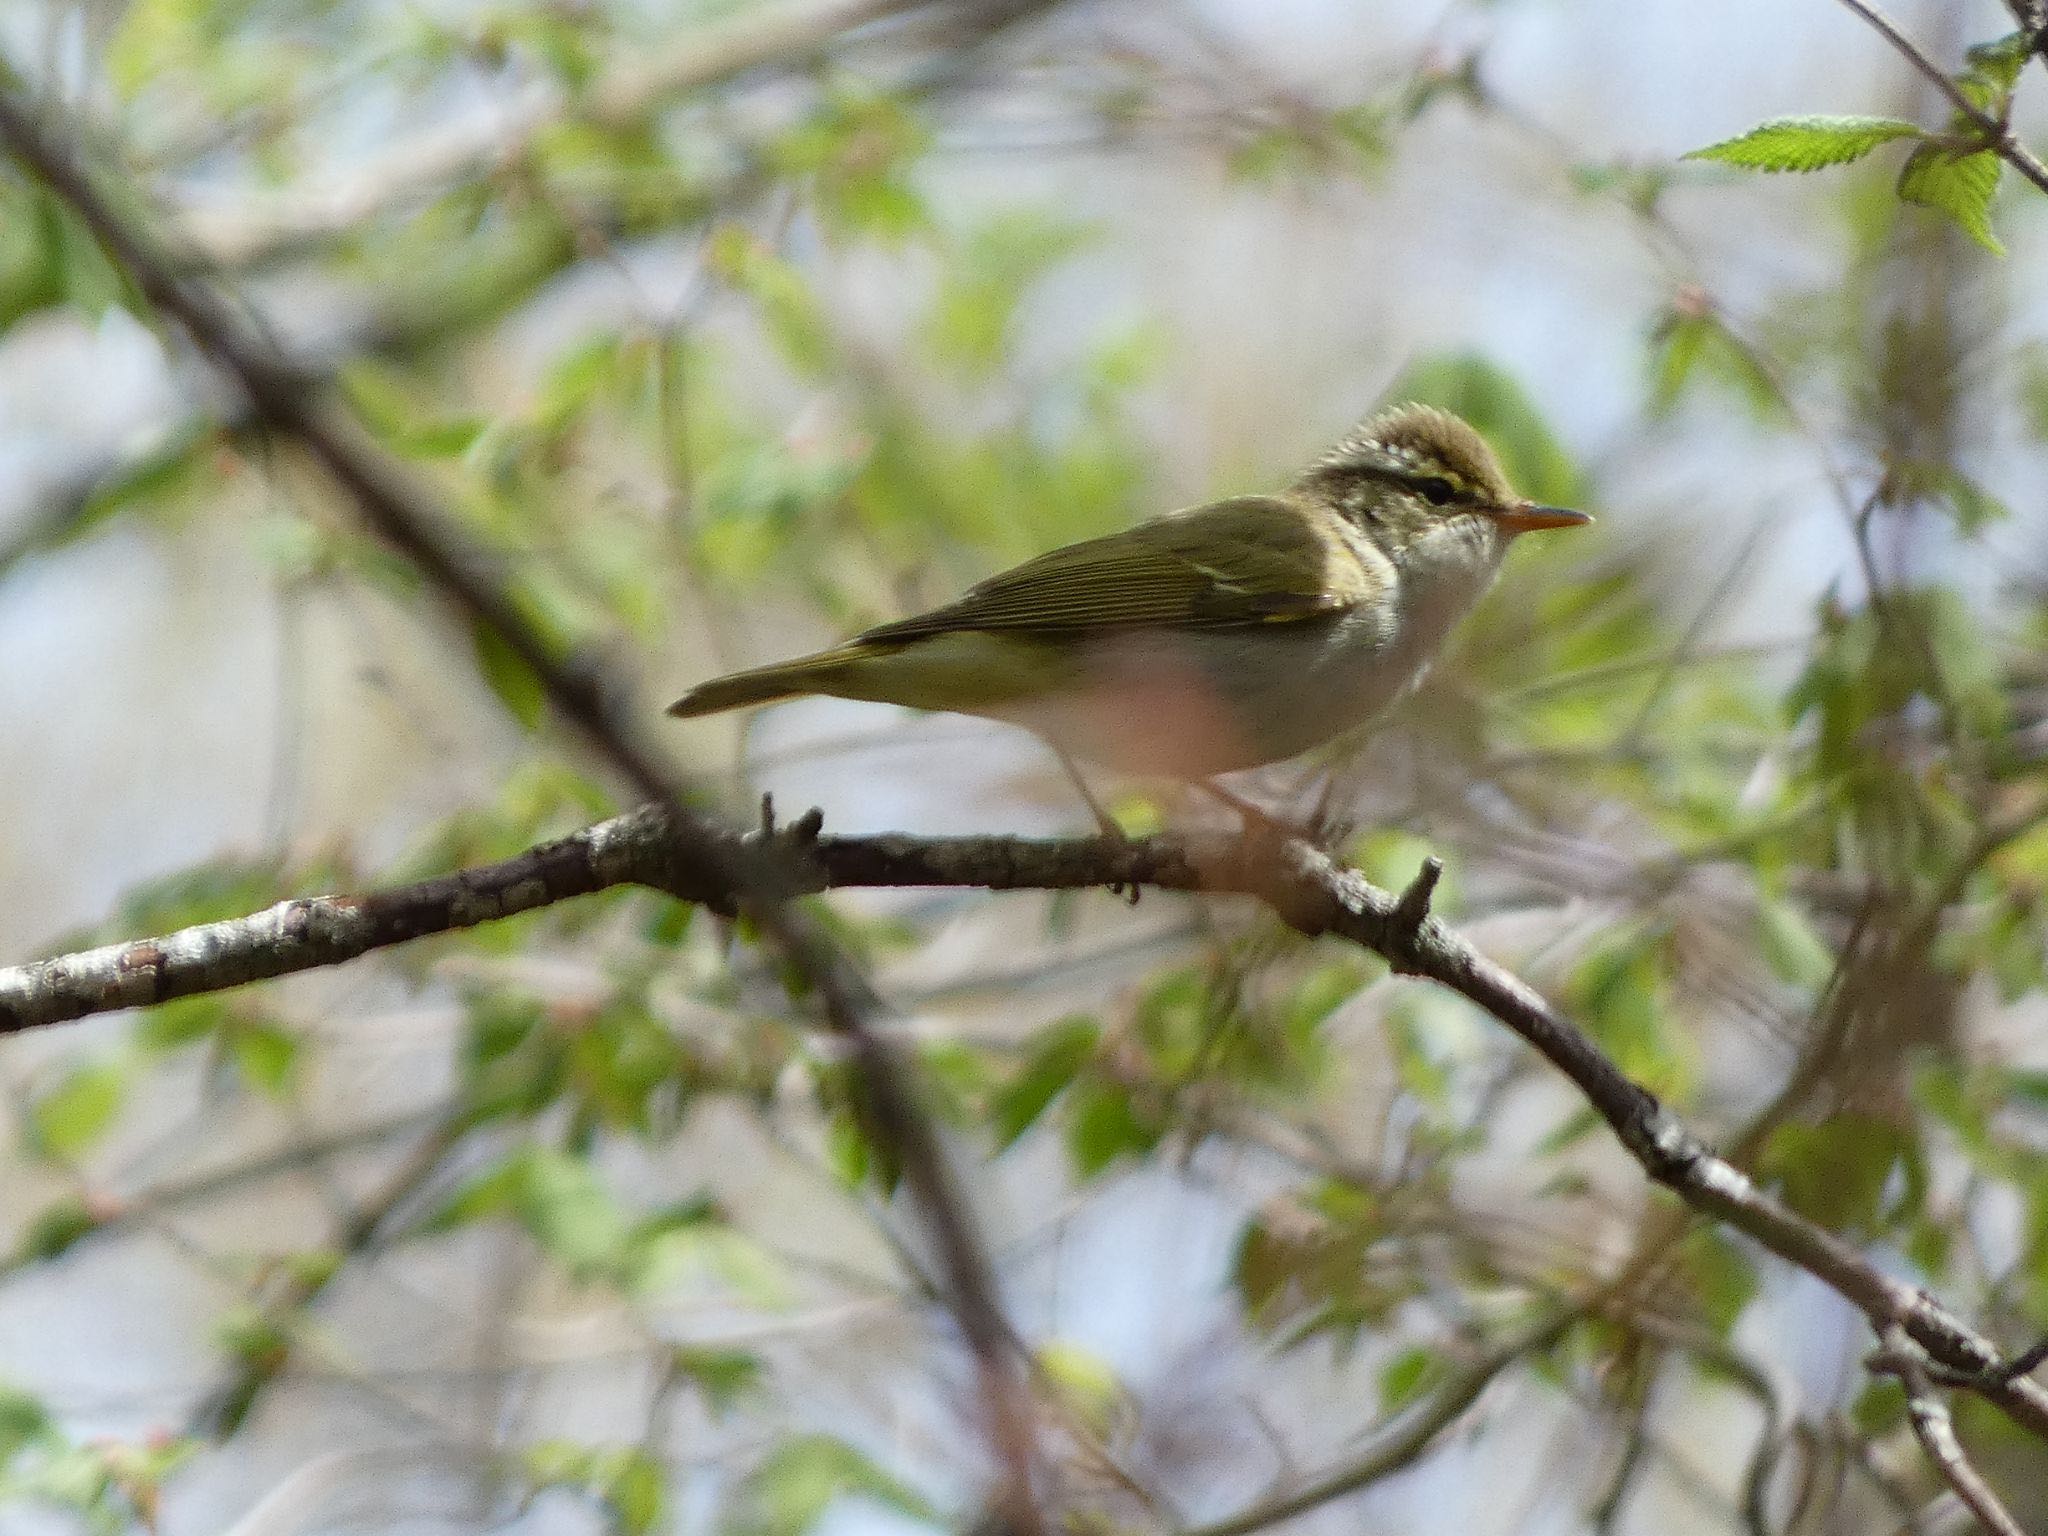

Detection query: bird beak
xmin=1488 ymin=501 xmax=1592 ymax=535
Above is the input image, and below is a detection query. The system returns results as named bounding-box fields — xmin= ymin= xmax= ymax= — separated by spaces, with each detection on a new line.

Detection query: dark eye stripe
xmin=1412 ymin=475 xmax=1458 ymax=505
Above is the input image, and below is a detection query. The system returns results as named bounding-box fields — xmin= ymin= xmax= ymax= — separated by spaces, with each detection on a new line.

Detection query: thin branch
xmin=1832 ymin=0 xmax=2048 ymax=195
xmin=1870 ymin=1326 xmax=2027 ymax=1536
xmin=0 ymin=88 xmax=1042 ymax=1527
xmin=1184 ymin=1309 xmax=1581 ymax=1536
xmin=174 ymin=0 xmax=946 ymax=269
xmin=7 ymin=805 xmax=2048 ymax=1450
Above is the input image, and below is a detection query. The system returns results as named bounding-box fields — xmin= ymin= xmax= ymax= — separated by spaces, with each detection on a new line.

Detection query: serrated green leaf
xmin=1962 ymin=32 xmax=2032 ymax=104
xmin=1897 ymin=143 xmax=2004 ymax=253
xmin=1686 ymin=115 xmax=1923 ymax=173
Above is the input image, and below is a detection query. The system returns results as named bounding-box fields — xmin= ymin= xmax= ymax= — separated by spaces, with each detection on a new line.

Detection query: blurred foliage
xmin=3 ymin=2 xmax=2048 ymax=1535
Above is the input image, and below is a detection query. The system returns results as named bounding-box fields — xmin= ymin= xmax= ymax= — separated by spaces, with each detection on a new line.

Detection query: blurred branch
xmin=7 ymin=804 xmax=2048 ymax=1452
xmin=1832 ymin=0 xmax=2048 ymax=194
xmin=176 ymin=0 xmax=957 ymax=269
xmin=0 ymin=0 xmax=1055 ymax=587
xmin=0 ymin=84 xmax=1044 ymax=1526
xmin=1184 ymin=1307 xmax=1580 ymax=1536
xmin=1869 ymin=1325 xmax=2027 ymax=1536
xmin=201 ymin=1118 xmax=464 ymax=1435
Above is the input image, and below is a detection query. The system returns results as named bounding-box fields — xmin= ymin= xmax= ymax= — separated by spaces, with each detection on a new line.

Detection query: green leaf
xmin=1896 ymin=143 xmax=2004 ymax=253
xmin=1755 ymin=895 xmax=1834 ymax=988
xmin=730 ymin=1434 xmax=933 ymax=1536
xmin=1961 ymin=32 xmax=2032 ymax=105
xmin=28 ymin=1061 xmax=127 ymax=1162
xmin=1683 ymin=1230 xmax=1760 ymax=1335
xmin=1065 ymin=1078 xmax=1158 ymax=1178
xmin=421 ymin=1154 xmax=527 ymax=1231
xmin=925 ymin=212 xmax=1091 ymax=378
xmin=471 ymin=620 xmax=547 ymax=729
xmin=16 ymin=1197 xmax=100 ymax=1263
xmin=1684 ymin=115 xmax=1924 ymax=173
xmin=1850 ymin=1377 xmax=1908 ymax=1435
xmin=1761 ymin=1115 xmax=1915 ymax=1234
xmin=1926 ymin=463 xmax=2011 ymax=535
xmin=136 ymin=995 xmax=231 ymax=1052
xmin=230 ymin=1021 xmax=301 ymax=1097
xmin=670 ymin=1345 xmax=762 ymax=1416
xmin=628 ymin=1213 xmax=792 ymax=1306
xmin=522 ymin=1442 xmax=667 ymax=1536
xmin=991 ymin=1016 xmax=1098 ymax=1148
xmin=424 ymin=1145 xmax=638 ymax=1285
xmin=1035 ymin=1339 xmax=1127 ymax=1438
xmin=514 ymin=1149 xmax=633 ymax=1280
xmin=1378 ymin=1346 xmax=1440 ymax=1412
xmin=1648 ymin=307 xmax=1784 ymax=419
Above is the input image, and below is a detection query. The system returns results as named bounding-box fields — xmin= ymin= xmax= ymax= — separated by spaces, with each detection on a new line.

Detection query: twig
xmin=1869 ymin=1326 xmax=2027 ymax=1536
xmin=174 ymin=0 xmax=943 ymax=268
xmin=7 ymin=808 xmax=2048 ymax=1451
xmin=1832 ymin=0 xmax=2048 ymax=195
xmin=199 ymin=1120 xmax=464 ymax=1435
xmin=1184 ymin=1308 xmax=1580 ymax=1536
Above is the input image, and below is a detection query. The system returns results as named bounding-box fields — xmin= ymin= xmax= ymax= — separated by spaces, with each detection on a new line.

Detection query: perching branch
xmin=5 ymin=803 xmax=2048 ymax=1454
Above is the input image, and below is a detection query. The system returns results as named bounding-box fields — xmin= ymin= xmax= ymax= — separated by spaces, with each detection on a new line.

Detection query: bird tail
xmin=665 ymin=645 xmax=871 ymax=718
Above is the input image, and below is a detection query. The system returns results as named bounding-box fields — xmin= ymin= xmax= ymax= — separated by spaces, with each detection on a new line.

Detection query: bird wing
xmin=857 ymin=495 xmax=1384 ymax=644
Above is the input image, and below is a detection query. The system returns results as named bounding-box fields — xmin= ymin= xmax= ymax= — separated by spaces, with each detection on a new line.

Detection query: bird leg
xmin=1054 ymin=748 xmax=1123 ymax=839
xmin=1302 ymin=767 xmax=1358 ymax=850
xmin=1200 ymin=779 xmax=1307 ymax=857
xmin=1053 ymin=748 xmax=1139 ymax=904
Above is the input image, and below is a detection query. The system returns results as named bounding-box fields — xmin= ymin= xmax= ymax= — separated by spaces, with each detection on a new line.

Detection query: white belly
xmin=985 ymin=610 xmax=1414 ymax=777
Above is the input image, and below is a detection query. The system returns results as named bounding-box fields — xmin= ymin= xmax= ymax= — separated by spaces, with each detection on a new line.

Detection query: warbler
xmin=668 ymin=404 xmax=1588 ymax=811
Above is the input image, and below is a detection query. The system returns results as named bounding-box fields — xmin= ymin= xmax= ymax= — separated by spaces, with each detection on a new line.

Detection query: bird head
xmin=1295 ymin=402 xmax=1590 ymax=560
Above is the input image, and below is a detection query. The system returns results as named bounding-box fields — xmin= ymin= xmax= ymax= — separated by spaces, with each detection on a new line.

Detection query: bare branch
xmin=6 ymin=806 xmax=2048 ymax=1452
xmin=1870 ymin=1326 xmax=2027 ymax=1536
xmin=1185 ymin=1309 xmax=1581 ymax=1536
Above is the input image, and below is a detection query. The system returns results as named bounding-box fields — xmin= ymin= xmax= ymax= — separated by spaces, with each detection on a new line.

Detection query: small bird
xmin=669 ymin=404 xmax=1588 ymax=824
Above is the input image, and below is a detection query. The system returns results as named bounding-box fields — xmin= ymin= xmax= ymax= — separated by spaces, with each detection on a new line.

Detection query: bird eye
xmin=1414 ymin=476 xmax=1458 ymax=506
